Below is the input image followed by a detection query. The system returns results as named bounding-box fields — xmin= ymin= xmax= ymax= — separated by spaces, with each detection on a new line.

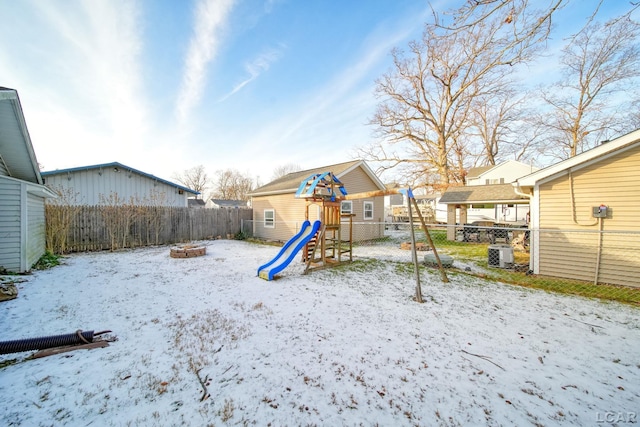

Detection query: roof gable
xmin=249 ymin=160 xmax=385 ymax=196
xmin=468 ymin=160 xmax=538 ymax=184
xmin=516 ymin=129 xmax=640 ymax=188
xmin=0 ymin=87 xmax=42 ymax=184
xmin=466 ymin=165 xmax=493 ymax=179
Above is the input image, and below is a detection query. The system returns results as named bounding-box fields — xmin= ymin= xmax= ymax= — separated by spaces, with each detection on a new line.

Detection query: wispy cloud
xmin=218 ymin=46 xmax=285 ymax=101
xmin=176 ymin=0 xmax=236 ymax=124
xmin=237 ymin=9 xmax=427 ymax=174
xmin=28 ymin=1 xmax=146 ymax=126
xmin=1 ymin=0 xmax=150 ymax=168
xmin=274 ymin=17 xmax=422 ymax=144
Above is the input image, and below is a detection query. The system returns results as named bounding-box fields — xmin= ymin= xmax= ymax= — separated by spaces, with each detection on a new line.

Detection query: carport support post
xmin=405 ymin=189 xmax=423 ymax=303
xmin=446 ymin=204 xmax=457 ymax=241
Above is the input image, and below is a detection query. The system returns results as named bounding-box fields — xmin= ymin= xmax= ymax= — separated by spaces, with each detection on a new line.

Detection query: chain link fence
xmin=241 ymin=219 xmax=640 ymax=305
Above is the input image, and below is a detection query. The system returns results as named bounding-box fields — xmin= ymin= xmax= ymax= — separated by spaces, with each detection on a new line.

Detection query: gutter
xmin=512 ymin=182 xmax=532 ymax=199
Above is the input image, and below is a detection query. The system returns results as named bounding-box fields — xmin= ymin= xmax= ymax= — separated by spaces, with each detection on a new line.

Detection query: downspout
xmin=513 ymin=181 xmax=534 ymax=273
xmin=512 ymin=182 xmax=533 ymax=222
xmin=513 ymin=183 xmax=532 ymax=200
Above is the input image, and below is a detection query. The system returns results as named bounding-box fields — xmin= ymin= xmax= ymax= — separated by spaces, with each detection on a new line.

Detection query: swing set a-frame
xmin=293 ymin=172 xmax=449 ymax=300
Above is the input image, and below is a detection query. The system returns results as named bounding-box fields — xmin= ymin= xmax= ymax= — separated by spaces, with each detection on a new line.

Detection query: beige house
xmin=248 ymin=160 xmax=386 ymax=242
xmin=515 ymin=129 xmax=640 ymax=287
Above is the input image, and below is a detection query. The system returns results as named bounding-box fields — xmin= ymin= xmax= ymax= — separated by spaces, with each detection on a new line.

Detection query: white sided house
xmin=41 ymin=162 xmax=198 ymax=206
xmin=466 ymin=160 xmax=538 ymax=186
xmin=248 ymin=160 xmax=386 ymax=243
xmin=0 ymin=87 xmax=57 ymax=273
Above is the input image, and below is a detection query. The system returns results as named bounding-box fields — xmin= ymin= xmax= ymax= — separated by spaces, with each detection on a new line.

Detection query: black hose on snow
xmin=0 ymin=330 xmax=95 ymax=355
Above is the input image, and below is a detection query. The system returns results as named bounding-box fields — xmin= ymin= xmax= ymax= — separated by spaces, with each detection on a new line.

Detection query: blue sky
xmin=0 ymin=0 xmax=632 ymax=187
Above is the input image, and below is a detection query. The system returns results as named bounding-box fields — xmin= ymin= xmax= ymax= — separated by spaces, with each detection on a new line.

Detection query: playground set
xmin=257 ymin=171 xmax=449 ymax=298
xmin=257 ymin=172 xmax=353 ymax=280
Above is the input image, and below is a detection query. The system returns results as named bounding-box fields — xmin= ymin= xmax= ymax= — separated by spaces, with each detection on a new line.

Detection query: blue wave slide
xmin=257 ymin=220 xmax=322 ymax=281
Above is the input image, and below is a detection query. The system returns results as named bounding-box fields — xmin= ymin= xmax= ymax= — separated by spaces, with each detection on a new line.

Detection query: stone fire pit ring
xmin=170 ymin=244 xmax=207 ymax=258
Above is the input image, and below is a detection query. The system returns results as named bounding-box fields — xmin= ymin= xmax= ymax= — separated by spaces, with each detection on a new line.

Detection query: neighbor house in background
xmin=248 ymin=160 xmax=386 ymax=242
xmin=206 ymin=199 xmax=248 ymax=209
xmin=437 ymin=160 xmax=539 ymax=228
xmin=41 ymin=162 xmax=199 ymax=207
xmin=515 ymin=129 xmax=640 ymax=288
xmin=0 ymin=87 xmax=57 ymax=273
xmin=188 ymin=198 xmax=206 ymax=208
xmin=466 ymin=160 xmax=538 ymax=186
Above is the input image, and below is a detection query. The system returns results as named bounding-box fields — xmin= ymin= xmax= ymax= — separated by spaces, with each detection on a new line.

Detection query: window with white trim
xmin=340 ymin=201 xmax=352 ymax=215
xmin=363 ymin=201 xmax=374 ymax=220
xmin=264 ymin=209 xmax=275 ymax=228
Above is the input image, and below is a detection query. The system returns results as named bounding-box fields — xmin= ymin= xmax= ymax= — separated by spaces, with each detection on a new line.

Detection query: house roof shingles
xmin=209 ymin=199 xmax=247 ymax=208
xmin=439 ymin=184 xmax=530 ymax=204
xmin=249 ymin=160 xmax=383 ymax=196
xmin=466 ymin=165 xmax=494 ymax=180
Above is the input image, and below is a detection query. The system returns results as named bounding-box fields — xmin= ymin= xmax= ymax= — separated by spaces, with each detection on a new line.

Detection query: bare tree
xmin=541 ymin=8 xmax=640 ymax=159
xmin=212 ymin=169 xmax=254 ymax=201
xmin=467 ymin=86 xmax=545 ymax=165
xmin=359 ymin=0 xmax=564 ymax=188
xmin=172 ymin=165 xmax=210 ymax=198
xmin=271 ymin=163 xmax=302 ymax=181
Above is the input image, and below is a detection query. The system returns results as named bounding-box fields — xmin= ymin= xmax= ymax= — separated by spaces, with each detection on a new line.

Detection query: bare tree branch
xmin=271 ymin=163 xmax=302 ymax=181
xmin=212 ymin=169 xmax=254 ymax=201
xmin=540 ymin=10 xmax=640 ymax=158
xmin=360 ymin=1 xmax=562 ymax=188
xmin=172 ymin=165 xmax=210 ymax=198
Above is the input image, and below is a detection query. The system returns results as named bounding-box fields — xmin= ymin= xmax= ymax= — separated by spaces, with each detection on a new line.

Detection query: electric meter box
xmin=592 ymin=205 xmax=608 ymax=218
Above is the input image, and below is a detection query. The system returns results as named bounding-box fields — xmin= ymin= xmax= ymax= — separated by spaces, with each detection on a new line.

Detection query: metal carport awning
xmin=439 ymin=184 xmax=531 ymax=240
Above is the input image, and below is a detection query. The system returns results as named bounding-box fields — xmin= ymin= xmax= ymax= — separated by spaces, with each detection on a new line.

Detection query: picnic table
xmin=462 ymin=221 xmax=494 ymax=242
xmin=461 ymin=222 xmax=512 ymax=244
xmin=490 ymin=224 xmax=510 ymax=244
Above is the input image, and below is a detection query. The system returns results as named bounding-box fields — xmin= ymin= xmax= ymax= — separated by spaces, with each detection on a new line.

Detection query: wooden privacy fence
xmin=45 ymin=205 xmax=253 ymax=254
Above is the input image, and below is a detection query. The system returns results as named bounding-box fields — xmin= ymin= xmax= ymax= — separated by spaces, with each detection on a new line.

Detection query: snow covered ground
xmin=1 ymin=240 xmax=638 ymax=426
